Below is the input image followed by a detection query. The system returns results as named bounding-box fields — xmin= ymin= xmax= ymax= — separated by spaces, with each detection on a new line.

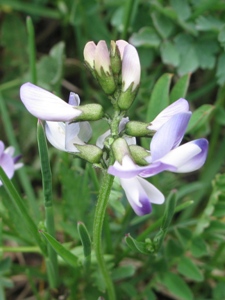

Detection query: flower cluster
xmin=108 ymin=105 xmax=208 ymax=215
xmin=19 ymin=39 xmax=208 ymax=216
xmin=0 ymin=141 xmax=23 ymax=186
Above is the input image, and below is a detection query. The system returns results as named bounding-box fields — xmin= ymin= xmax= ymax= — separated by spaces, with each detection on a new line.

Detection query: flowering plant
xmin=16 ymin=39 xmax=209 ymax=299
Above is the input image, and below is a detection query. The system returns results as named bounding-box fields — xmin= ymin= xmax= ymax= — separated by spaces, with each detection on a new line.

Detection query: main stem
xmin=93 ymin=168 xmax=116 ymax=300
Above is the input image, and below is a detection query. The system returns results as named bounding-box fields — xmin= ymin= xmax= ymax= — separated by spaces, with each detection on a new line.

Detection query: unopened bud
xmin=129 ymin=145 xmax=149 ymax=166
xmin=126 ymin=121 xmax=154 ymax=137
xmin=110 ymin=40 xmax=122 ymax=75
xmin=112 ymin=138 xmax=130 ymax=163
xmin=76 ymin=104 xmax=104 ymax=121
xmin=117 ymin=44 xmax=141 ymax=110
xmin=75 ymin=144 xmax=103 ymax=163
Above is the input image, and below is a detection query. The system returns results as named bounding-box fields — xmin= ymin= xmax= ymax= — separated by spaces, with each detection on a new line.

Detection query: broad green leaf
xmin=146 ymin=73 xmax=173 ymax=121
xmin=177 ymin=257 xmax=204 ymax=282
xmin=195 ymin=38 xmax=218 ymax=69
xmin=170 ymin=74 xmax=191 ymax=103
xmin=151 ymin=11 xmax=175 ymax=38
xmin=174 ymin=34 xmax=199 ymax=75
xmin=177 ymin=45 xmax=199 ymax=75
xmin=41 ymin=231 xmax=79 ymax=268
xmin=160 ymin=41 xmax=180 ymax=67
xmin=111 ymin=265 xmax=135 ymax=280
xmin=196 ymin=15 xmax=224 ymax=31
xmin=170 ymin=0 xmax=191 ymax=21
xmin=190 ymin=237 xmax=208 ymax=258
xmin=161 ymin=272 xmax=193 ymax=300
xmin=129 ymin=27 xmax=161 ymax=48
xmin=186 ymin=104 xmax=214 ymax=134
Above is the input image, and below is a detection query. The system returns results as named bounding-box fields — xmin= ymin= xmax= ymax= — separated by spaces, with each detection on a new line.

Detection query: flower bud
xmin=75 ymin=145 xmax=103 ymax=163
xmin=94 ymin=41 xmax=116 ymax=94
xmin=76 ymin=104 xmax=104 ymax=121
xmin=117 ymin=44 xmax=141 ymax=110
xmin=110 ymin=40 xmax=123 ymax=75
xmin=125 ymin=121 xmax=153 ymax=137
xmin=111 ymin=138 xmax=131 ymax=164
xmin=83 ymin=41 xmax=96 ymax=70
xmin=129 ymin=145 xmax=149 ymax=166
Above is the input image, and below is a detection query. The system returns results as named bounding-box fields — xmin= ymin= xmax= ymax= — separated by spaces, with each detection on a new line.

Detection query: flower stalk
xmin=93 ymin=165 xmax=116 ymax=300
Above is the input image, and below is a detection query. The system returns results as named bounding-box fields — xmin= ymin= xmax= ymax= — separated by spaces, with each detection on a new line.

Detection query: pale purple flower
xmin=45 ymin=93 xmax=92 ymax=152
xmin=108 ymin=112 xmax=208 ymax=215
xmin=20 ymin=83 xmax=82 ymax=122
xmin=0 ymin=141 xmax=23 ymax=186
xmin=20 ymin=83 xmax=92 ymax=152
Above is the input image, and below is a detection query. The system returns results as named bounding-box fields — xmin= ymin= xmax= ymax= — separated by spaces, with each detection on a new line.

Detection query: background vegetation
xmin=0 ymin=0 xmax=225 ymax=299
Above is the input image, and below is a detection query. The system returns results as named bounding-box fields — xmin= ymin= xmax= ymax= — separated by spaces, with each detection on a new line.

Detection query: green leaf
xmin=170 ymin=74 xmax=191 ymax=103
xmin=161 ymin=272 xmax=193 ymax=300
xmin=190 ymin=237 xmax=208 ymax=258
xmin=160 ymin=41 xmax=180 ymax=67
xmin=196 ymin=15 xmax=224 ymax=31
xmin=186 ymin=104 xmax=214 ymax=134
xmin=170 ymin=0 xmax=191 ymax=21
xmin=151 ymin=12 xmax=175 ymax=38
xmin=174 ymin=34 xmax=199 ymax=75
xmin=77 ymin=222 xmax=92 ymax=257
xmin=129 ymin=27 xmax=161 ymax=48
xmin=146 ymin=73 xmax=173 ymax=121
xmin=40 ymin=231 xmax=79 ymax=268
xmin=111 ymin=265 xmax=135 ymax=280
xmin=177 ymin=257 xmax=204 ymax=282
xmin=195 ymin=38 xmax=218 ymax=69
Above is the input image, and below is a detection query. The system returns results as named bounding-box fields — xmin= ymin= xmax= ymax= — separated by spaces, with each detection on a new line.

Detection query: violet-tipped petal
xmin=120 ymin=177 xmax=164 ymax=216
xmin=159 ymin=138 xmax=208 ymax=173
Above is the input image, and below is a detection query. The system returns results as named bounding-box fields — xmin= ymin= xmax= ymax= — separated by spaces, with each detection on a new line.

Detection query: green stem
xmin=37 ymin=121 xmax=59 ymax=288
xmin=26 ymin=16 xmax=37 ymax=84
xmin=121 ymin=0 xmax=138 ymax=40
xmin=93 ymin=168 xmax=116 ymax=300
